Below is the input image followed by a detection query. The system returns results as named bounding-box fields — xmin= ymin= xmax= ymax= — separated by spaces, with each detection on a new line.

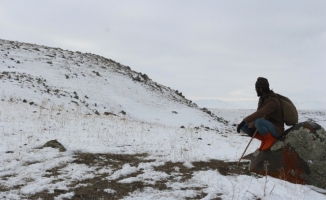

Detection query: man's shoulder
xmin=264 ymin=92 xmax=280 ymax=104
xmin=266 ymin=91 xmax=279 ymax=99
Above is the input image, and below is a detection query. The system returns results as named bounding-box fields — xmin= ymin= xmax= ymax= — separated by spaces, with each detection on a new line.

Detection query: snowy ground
xmin=1 ymin=39 xmax=326 ymax=199
xmin=0 ymin=101 xmax=325 ymax=199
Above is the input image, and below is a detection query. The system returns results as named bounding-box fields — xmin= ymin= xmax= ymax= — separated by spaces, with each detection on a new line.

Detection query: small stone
xmin=43 ymin=140 xmax=66 ymax=152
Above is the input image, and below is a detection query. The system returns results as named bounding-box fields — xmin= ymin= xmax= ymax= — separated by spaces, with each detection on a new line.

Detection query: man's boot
xmin=253 ymin=133 xmax=265 ymax=151
xmin=261 ymin=132 xmax=276 ymax=151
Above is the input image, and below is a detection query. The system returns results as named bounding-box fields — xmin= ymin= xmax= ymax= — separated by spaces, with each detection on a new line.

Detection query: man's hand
xmin=248 ymin=128 xmax=256 ymax=137
xmin=237 ymin=121 xmax=245 ymax=133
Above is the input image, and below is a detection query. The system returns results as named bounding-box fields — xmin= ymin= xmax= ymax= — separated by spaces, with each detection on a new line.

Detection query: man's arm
xmin=243 ymin=98 xmax=278 ymax=124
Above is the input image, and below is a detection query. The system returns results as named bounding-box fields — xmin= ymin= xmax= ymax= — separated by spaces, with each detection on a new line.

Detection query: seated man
xmin=237 ymin=77 xmax=284 ymax=151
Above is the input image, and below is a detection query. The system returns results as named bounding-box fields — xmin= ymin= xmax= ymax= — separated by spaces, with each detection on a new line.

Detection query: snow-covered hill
xmin=1 ymin=39 xmax=325 ymax=199
xmin=194 ymin=99 xmax=257 ymax=109
xmin=0 ymin=39 xmax=226 ymax=128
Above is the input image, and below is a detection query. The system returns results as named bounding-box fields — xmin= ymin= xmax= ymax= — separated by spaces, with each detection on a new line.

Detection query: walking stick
xmin=237 ymin=129 xmax=258 ymax=166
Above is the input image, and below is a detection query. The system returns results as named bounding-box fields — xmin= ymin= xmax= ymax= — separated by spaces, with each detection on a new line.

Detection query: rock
xmin=43 ymin=140 xmax=66 ymax=152
xmin=243 ymin=121 xmax=326 ymax=189
xmin=104 ymin=112 xmax=117 ymax=116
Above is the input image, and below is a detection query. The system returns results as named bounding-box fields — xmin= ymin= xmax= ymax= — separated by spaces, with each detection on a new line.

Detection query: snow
xmin=0 ymin=39 xmax=326 ymax=199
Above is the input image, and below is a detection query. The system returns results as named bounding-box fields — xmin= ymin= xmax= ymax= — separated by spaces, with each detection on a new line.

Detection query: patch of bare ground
xmin=18 ymin=153 xmax=252 ymax=199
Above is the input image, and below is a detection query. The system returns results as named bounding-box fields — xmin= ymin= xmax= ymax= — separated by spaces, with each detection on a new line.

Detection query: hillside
xmin=0 ymin=39 xmax=226 ymax=128
xmin=0 ymin=39 xmax=325 ymax=199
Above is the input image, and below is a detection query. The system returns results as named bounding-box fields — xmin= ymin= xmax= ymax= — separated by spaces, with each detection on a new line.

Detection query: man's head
xmin=255 ymin=77 xmax=270 ymax=97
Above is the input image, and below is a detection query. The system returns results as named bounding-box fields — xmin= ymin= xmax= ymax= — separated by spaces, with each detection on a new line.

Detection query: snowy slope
xmin=0 ymin=39 xmax=225 ymax=128
xmin=1 ymin=39 xmax=326 ymax=199
xmin=194 ymin=99 xmax=257 ymax=109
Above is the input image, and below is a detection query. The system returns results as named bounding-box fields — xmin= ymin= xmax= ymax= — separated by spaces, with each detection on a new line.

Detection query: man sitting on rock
xmin=237 ymin=77 xmax=284 ymax=151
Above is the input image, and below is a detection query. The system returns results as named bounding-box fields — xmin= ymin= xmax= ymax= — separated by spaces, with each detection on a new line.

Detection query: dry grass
xmin=1 ymin=153 xmax=252 ymax=200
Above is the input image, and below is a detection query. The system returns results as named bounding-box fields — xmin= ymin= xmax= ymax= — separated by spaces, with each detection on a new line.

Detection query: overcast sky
xmin=1 ymin=1 xmax=325 ymax=104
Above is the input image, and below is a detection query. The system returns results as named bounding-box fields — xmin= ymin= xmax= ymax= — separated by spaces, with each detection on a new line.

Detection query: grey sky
xmin=1 ymin=1 xmax=326 ymax=103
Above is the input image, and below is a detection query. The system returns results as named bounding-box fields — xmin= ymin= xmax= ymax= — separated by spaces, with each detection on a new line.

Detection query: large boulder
xmin=243 ymin=121 xmax=326 ymax=189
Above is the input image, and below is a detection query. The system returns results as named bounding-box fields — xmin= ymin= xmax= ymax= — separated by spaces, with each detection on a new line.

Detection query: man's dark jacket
xmin=243 ymin=91 xmax=284 ymax=136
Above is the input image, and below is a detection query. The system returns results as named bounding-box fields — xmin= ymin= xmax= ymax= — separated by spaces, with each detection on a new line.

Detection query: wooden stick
xmin=237 ymin=129 xmax=258 ymax=166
